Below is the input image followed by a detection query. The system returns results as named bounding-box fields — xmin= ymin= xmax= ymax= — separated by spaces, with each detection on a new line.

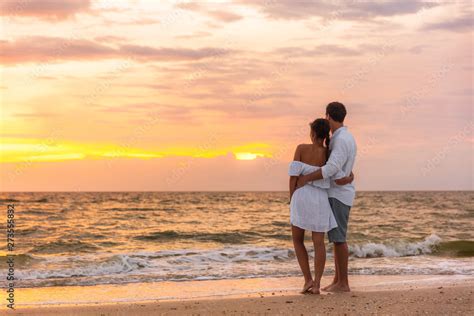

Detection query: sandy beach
xmin=6 ymin=275 xmax=473 ymax=315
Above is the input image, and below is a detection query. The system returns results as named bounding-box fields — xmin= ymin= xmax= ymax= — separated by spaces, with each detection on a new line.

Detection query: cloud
xmin=119 ymin=45 xmax=233 ymax=61
xmin=237 ymin=0 xmax=437 ymax=20
xmin=0 ymin=36 xmax=116 ymax=64
xmin=207 ymin=10 xmax=243 ymax=22
xmin=100 ymin=17 xmax=160 ymax=26
xmin=408 ymin=44 xmax=429 ymax=55
xmin=202 ymin=100 xmax=301 ymax=119
xmin=0 ymin=36 xmax=234 ymax=65
xmin=275 ymin=45 xmax=363 ymax=58
xmin=94 ymin=103 xmax=196 ymax=122
xmin=175 ymin=31 xmax=212 ymax=39
xmin=0 ymin=0 xmax=91 ymax=20
xmin=93 ymin=35 xmax=128 ymax=43
xmin=176 ymin=2 xmax=243 ymax=23
xmin=421 ymin=14 xmax=473 ymax=32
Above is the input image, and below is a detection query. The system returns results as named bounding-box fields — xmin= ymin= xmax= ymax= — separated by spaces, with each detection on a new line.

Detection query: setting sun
xmin=234 ymin=152 xmax=265 ymax=160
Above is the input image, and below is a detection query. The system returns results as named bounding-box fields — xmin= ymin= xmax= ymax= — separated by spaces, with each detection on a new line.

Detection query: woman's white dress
xmin=289 ymin=161 xmax=338 ymax=232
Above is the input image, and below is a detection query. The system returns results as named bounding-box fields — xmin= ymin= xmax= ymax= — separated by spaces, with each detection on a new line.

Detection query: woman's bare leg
xmin=311 ymin=232 xmax=326 ymax=294
xmin=291 ymin=225 xmax=313 ymax=293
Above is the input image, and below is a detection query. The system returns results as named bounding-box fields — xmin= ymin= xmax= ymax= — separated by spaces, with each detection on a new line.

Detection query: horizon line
xmin=1 ymin=190 xmax=472 ymax=193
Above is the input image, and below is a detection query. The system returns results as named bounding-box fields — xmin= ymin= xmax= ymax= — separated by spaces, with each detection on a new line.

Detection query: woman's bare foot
xmin=300 ymin=280 xmax=313 ymax=294
xmin=327 ymin=283 xmax=350 ymax=293
xmin=311 ymin=282 xmax=320 ymax=295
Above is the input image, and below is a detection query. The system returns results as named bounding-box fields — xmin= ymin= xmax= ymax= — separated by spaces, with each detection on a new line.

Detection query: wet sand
xmin=5 ymin=275 xmax=474 ymax=315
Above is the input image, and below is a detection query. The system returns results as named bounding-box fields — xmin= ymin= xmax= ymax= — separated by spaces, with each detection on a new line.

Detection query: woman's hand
xmin=335 ymin=172 xmax=354 ymax=185
xmin=296 ymin=175 xmax=310 ymax=189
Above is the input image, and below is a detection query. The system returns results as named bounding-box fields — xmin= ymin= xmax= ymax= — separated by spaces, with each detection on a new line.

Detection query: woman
xmin=288 ymin=118 xmax=338 ymax=295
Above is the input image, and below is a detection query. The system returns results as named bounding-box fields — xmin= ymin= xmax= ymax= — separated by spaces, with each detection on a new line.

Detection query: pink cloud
xmin=237 ymin=0 xmax=438 ymax=20
xmin=176 ymin=2 xmax=243 ymax=23
xmin=421 ymin=13 xmax=473 ymax=32
xmin=0 ymin=0 xmax=91 ymax=20
xmin=207 ymin=10 xmax=243 ymax=22
xmin=0 ymin=36 xmax=116 ymax=64
xmin=0 ymin=36 xmax=234 ymax=65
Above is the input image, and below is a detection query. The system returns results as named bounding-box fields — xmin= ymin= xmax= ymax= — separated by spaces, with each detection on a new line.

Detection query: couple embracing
xmin=289 ymin=101 xmax=357 ymax=295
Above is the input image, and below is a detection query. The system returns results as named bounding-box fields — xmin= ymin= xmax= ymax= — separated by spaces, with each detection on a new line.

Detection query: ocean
xmin=1 ymin=191 xmax=473 ymax=289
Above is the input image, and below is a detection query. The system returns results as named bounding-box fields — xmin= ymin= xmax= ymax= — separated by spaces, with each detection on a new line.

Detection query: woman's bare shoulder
xmin=296 ymin=143 xmax=312 ymax=149
xmin=294 ymin=144 xmax=312 ymax=160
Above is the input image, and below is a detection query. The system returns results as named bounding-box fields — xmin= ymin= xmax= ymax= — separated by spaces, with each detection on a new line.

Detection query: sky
xmin=0 ymin=0 xmax=472 ymax=191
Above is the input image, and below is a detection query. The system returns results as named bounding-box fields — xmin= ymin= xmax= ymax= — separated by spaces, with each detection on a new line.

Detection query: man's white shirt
xmin=321 ymin=126 xmax=357 ymax=206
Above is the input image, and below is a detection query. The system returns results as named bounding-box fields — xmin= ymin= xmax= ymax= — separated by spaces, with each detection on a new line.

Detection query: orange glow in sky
xmin=0 ymin=0 xmax=472 ymax=191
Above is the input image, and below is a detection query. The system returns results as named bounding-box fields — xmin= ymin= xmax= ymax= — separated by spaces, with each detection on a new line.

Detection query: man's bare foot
xmin=327 ymin=284 xmax=350 ymax=293
xmin=300 ymin=280 xmax=313 ymax=294
xmin=322 ymin=281 xmax=337 ymax=291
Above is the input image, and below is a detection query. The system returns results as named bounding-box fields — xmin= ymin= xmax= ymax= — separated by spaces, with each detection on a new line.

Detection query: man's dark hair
xmin=326 ymin=101 xmax=347 ymax=123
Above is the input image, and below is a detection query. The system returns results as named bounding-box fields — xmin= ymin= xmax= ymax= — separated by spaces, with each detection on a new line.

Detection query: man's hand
xmin=295 ymin=175 xmax=309 ymax=189
xmin=334 ymin=172 xmax=354 ymax=186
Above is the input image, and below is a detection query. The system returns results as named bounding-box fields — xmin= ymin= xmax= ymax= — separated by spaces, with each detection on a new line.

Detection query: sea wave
xmin=134 ymin=230 xmax=261 ymax=244
xmin=0 ymin=198 xmax=20 ymax=203
xmin=350 ymin=234 xmax=442 ymax=258
xmin=350 ymin=235 xmax=474 ymax=258
xmin=3 ymin=237 xmax=473 ymax=288
xmin=134 ymin=230 xmax=292 ymax=244
xmin=0 ymin=254 xmax=39 ymax=265
xmin=16 ymin=254 xmax=150 ymax=283
xmin=31 ymin=240 xmax=100 ymax=254
xmin=103 ymin=207 xmax=156 ymax=212
xmin=438 ymin=240 xmax=474 ymax=257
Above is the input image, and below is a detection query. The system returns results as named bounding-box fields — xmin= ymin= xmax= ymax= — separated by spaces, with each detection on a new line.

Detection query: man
xmin=296 ymin=101 xmax=357 ymax=292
